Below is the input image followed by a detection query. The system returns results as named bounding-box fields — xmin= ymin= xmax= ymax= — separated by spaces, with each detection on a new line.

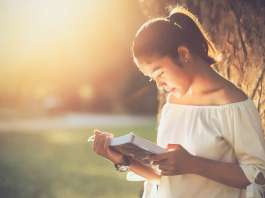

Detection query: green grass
xmin=0 ymin=124 xmax=157 ymax=198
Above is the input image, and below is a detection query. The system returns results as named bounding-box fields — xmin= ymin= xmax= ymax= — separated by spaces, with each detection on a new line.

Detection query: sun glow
xmin=0 ymin=0 xmax=143 ymax=113
xmin=2 ymin=0 xmax=108 ymax=63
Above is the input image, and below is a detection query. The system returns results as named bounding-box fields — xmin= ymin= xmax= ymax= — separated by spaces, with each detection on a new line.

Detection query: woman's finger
xmin=161 ymin=170 xmax=174 ymax=176
xmin=92 ymin=133 xmax=98 ymax=151
xmin=103 ymin=131 xmax=114 ymax=137
xmin=152 ymin=159 xmax=168 ymax=165
xmin=159 ymin=164 xmax=177 ymax=172
xmin=104 ymin=136 xmax=111 ymax=151
xmin=161 ymin=169 xmax=186 ymax=176
xmin=149 ymin=153 xmax=168 ymax=161
xmin=94 ymin=133 xmax=106 ymax=155
xmin=159 ymin=164 xmax=170 ymax=171
xmin=94 ymin=129 xmax=103 ymax=135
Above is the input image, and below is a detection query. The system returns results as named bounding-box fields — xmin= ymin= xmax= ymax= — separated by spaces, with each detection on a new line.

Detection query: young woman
xmin=92 ymin=7 xmax=265 ymax=198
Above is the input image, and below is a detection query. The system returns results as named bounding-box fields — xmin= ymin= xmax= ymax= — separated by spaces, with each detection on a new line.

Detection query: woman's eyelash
xmin=156 ymin=71 xmax=164 ymax=78
xmin=148 ymin=78 xmax=153 ymax=82
xmin=149 ymin=71 xmax=164 ymax=82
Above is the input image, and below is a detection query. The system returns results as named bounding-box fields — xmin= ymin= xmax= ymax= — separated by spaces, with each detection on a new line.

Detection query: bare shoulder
xmin=168 ymin=79 xmax=248 ymax=106
xmin=219 ymin=81 xmax=248 ymax=104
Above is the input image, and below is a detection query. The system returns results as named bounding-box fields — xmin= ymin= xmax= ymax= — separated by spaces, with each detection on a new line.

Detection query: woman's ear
xmin=177 ymin=46 xmax=191 ymax=63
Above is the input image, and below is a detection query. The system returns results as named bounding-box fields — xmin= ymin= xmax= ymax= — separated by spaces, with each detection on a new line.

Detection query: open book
xmin=109 ymin=132 xmax=166 ymax=165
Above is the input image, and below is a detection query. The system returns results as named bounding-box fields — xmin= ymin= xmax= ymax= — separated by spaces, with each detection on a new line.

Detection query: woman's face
xmin=136 ymin=55 xmax=192 ymax=96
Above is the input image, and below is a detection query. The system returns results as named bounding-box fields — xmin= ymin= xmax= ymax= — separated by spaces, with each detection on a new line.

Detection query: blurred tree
xmin=137 ymin=0 xmax=265 ymax=129
xmin=0 ymin=0 xmax=150 ymax=115
xmin=122 ymin=65 xmax=158 ymax=115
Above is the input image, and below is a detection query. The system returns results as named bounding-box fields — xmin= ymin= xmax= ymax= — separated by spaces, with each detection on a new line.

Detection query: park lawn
xmin=0 ymin=124 xmax=157 ymax=198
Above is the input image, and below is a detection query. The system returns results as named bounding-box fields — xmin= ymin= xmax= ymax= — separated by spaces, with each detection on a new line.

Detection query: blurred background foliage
xmin=1 ymin=0 xmax=264 ymax=119
xmin=0 ymin=125 xmax=156 ymax=198
xmin=0 ymin=0 xmax=158 ymax=118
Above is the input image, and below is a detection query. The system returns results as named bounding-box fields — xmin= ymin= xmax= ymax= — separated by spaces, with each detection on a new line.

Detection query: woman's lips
xmin=168 ymin=88 xmax=176 ymax=92
xmin=158 ymin=82 xmax=176 ymax=93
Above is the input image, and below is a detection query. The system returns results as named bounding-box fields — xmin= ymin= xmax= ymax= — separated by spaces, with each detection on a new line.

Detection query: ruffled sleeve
xmin=222 ymin=99 xmax=265 ymax=197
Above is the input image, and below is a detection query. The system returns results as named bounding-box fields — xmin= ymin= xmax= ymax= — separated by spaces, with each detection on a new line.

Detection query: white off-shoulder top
xmin=127 ymin=97 xmax=265 ymax=198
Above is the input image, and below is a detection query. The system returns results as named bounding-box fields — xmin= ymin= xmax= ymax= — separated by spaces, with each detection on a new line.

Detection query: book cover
xmin=109 ymin=133 xmax=166 ymax=164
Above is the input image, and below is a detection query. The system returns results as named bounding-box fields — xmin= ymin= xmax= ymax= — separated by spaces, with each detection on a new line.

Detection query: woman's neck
xmin=191 ymin=66 xmax=226 ymax=95
xmin=178 ymin=58 xmax=228 ymax=98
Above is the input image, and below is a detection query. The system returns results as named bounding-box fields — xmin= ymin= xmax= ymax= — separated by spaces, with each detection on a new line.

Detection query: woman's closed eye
xmin=149 ymin=70 xmax=164 ymax=82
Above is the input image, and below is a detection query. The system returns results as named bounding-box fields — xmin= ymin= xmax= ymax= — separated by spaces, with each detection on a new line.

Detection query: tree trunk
xmin=138 ymin=0 xmax=265 ymax=130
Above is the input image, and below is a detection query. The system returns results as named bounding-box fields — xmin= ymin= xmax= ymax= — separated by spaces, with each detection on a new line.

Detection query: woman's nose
xmin=156 ymin=80 xmax=166 ymax=87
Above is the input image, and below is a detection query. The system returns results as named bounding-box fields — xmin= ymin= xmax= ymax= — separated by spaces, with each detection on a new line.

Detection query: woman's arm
xmin=92 ymin=130 xmax=160 ymax=182
xmin=149 ymin=144 xmax=252 ymax=189
xmin=190 ymin=155 xmax=250 ymax=189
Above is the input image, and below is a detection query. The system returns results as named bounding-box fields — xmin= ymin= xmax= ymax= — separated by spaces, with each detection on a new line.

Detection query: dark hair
xmin=132 ymin=7 xmax=220 ymax=65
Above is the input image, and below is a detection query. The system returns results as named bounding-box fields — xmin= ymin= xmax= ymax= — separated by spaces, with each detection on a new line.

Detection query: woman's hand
xmin=92 ymin=129 xmax=124 ymax=164
xmin=148 ymin=144 xmax=196 ymax=176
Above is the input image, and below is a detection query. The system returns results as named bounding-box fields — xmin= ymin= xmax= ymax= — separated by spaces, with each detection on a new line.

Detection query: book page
xmin=110 ymin=143 xmax=155 ymax=165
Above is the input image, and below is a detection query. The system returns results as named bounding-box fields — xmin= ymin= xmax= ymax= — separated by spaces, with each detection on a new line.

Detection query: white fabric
xmin=129 ymin=97 xmax=265 ymax=198
xmin=126 ymin=171 xmax=146 ymax=181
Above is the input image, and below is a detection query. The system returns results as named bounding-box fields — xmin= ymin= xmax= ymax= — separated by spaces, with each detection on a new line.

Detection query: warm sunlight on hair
xmin=168 ymin=6 xmax=222 ymax=62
